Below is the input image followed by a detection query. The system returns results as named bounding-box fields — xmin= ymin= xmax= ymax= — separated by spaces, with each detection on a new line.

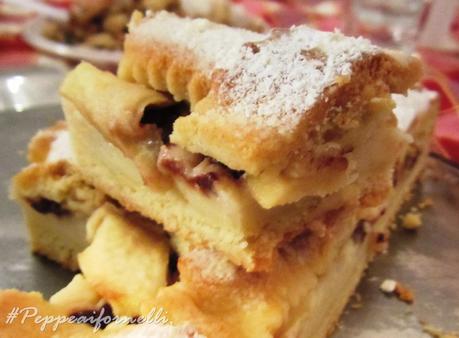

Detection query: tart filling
xmin=61 ymin=60 xmax=433 ymax=271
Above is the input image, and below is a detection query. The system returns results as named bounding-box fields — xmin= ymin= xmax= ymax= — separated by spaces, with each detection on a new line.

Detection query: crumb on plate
xmin=421 ymin=322 xmax=459 ymax=338
xmin=379 ymin=279 xmax=414 ymax=304
xmin=350 ymin=292 xmax=363 ymax=309
xmin=401 ymin=211 xmax=422 ymax=230
xmin=418 ymin=197 xmax=433 ymax=209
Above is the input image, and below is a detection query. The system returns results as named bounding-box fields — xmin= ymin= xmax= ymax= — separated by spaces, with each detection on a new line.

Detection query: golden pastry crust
xmin=60 ymin=62 xmax=173 ymax=187
xmin=60 ymin=63 xmax=169 ymax=148
xmin=119 ymin=11 xmax=422 ymax=179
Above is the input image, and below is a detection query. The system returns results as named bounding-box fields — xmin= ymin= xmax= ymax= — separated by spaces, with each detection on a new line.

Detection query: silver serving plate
xmin=0 ymin=63 xmax=66 ymax=113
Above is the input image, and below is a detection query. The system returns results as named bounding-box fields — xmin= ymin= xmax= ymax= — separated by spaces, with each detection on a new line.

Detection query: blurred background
xmin=0 ymin=0 xmax=458 ymax=164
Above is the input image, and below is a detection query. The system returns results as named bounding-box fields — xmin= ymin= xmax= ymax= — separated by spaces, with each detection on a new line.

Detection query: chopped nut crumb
xmin=379 ymin=279 xmax=414 ymax=304
xmin=394 ymin=283 xmax=414 ymax=304
xmin=401 ymin=212 xmax=422 ymax=230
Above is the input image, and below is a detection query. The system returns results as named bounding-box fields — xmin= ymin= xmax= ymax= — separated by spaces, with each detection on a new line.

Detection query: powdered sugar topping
xmin=47 ymin=130 xmax=74 ymax=163
xmin=133 ymin=12 xmax=381 ymax=133
xmin=393 ymin=89 xmax=437 ymax=131
xmin=133 ymin=11 xmax=262 ymax=73
xmin=217 ymin=26 xmax=377 ymax=132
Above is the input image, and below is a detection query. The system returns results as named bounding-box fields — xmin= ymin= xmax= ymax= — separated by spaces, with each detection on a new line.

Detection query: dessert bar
xmin=11 ymin=122 xmax=106 ymax=270
xmin=62 ymin=12 xmax=423 ymax=270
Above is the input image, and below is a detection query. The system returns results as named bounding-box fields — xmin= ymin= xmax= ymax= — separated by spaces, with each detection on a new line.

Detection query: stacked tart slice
xmin=62 ymin=11 xmax=423 ymax=272
xmin=5 ymin=11 xmax=437 ymax=338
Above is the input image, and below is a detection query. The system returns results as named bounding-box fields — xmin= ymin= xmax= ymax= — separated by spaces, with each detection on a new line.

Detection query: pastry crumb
xmin=401 ymin=212 xmax=422 ymax=230
xmin=421 ymin=322 xmax=459 ymax=338
xmin=379 ymin=279 xmax=414 ymax=304
xmin=418 ymin=197 xmax=433 ymax=209
xmin=350 ymin=292 xmax=363 ymax=309
xmin=380 ymin=279 xmax=397 ymax=293
xmin=394 ymin=283 xmax=415 ymax=303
